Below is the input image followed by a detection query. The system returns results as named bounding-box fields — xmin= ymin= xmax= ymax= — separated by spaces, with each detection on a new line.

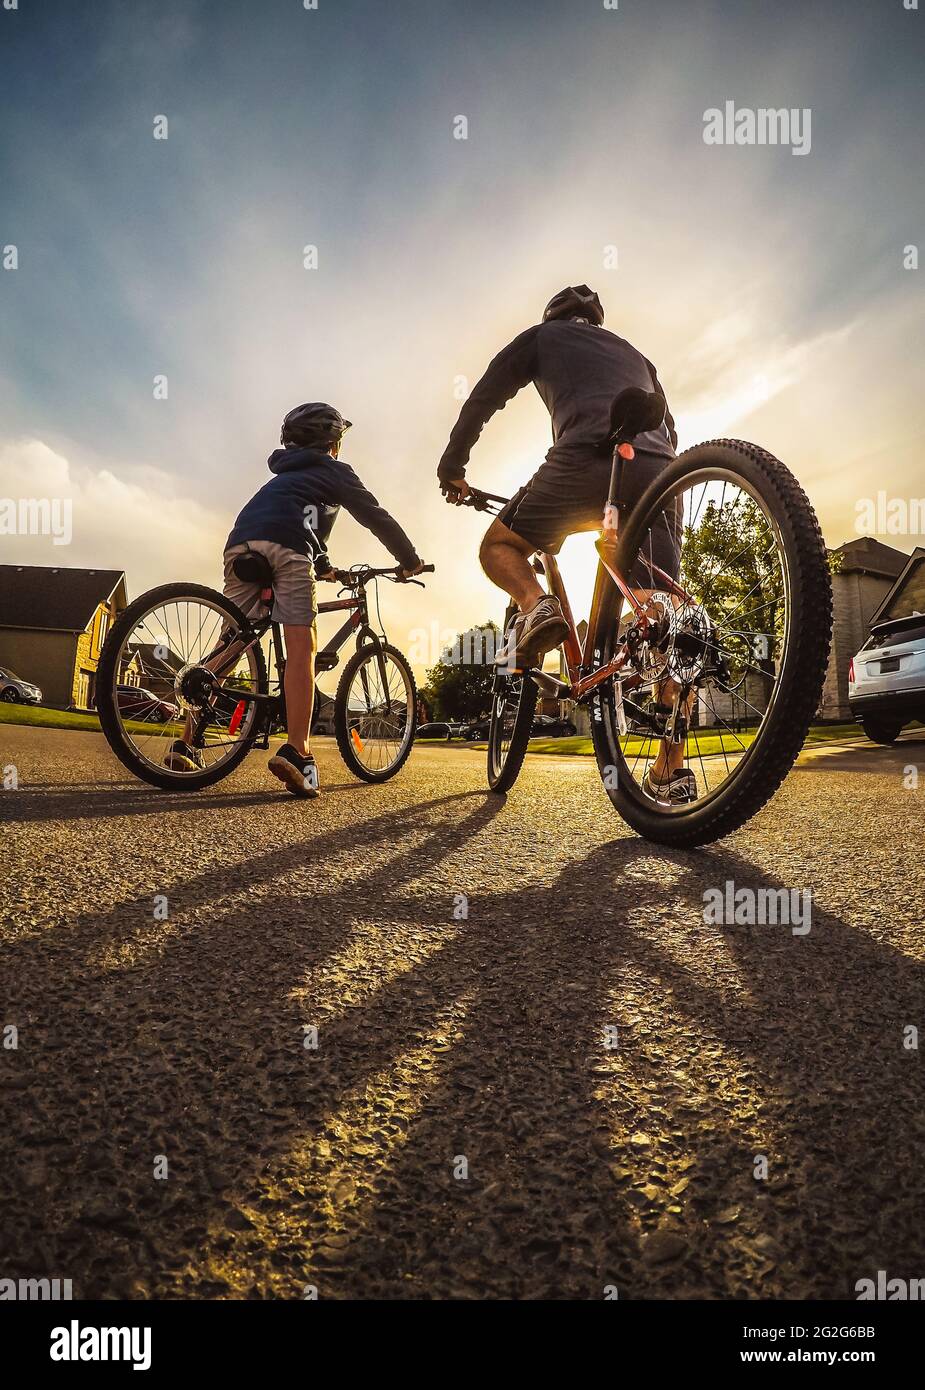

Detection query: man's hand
xmin=316 ymin=567 xmax=338 ymax=582
xmin=398 ymin=560 xmax=427 ymax=579
xmin=440 ymin=477 xmax=470 ymax=505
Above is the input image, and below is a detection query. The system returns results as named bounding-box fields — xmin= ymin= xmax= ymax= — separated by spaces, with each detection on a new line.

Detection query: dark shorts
xmin=497 ymin=449 xmax=682 ymax=585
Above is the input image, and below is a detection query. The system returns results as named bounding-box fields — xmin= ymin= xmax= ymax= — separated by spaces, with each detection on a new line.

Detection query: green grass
xmin=0 ymin=701 xmax=866 ymax=755
xmin=0 ymin=703 xmax=108 ymax=732
xmin=490 ymin=721 xmax=864 ymax=758
xmin=0 ymin=703 xmax=224 ymax=741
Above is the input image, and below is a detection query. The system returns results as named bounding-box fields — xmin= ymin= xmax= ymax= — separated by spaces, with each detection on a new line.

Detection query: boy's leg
xmin=281 ymin=623 xmax=317 ymax=757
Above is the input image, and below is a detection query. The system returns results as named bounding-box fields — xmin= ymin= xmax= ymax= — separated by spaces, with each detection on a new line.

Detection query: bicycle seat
xmin=232 ymin=550 xmax=274 ymax=587
xmin=607 ymin=387 xmax=666 ymax=447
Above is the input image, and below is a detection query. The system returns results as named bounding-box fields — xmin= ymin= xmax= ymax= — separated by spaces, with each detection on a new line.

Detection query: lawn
xmin=0 ymin=701 xmax=866 ymax=755
xmin=0 ymin=703 xmax=253 ymax=743
xmin=493 ymin=721 xmax=864 ymax=758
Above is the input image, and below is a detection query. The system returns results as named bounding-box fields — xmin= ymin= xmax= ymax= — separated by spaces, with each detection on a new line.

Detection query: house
xmin=868 ymin=546 xmax=925 ymax=627
xmin=0 ymin=565 xmax=128 ymax=709
xmin=819 ymin=537 xmax=909 ymax=720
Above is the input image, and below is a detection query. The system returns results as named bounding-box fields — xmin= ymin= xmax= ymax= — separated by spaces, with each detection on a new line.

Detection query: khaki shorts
xmin=223 ymin=541 xmax=317 ymax=627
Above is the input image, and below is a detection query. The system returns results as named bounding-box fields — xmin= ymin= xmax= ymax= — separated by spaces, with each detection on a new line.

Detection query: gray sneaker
xmin=494 ymin=596 xmax=569 ymax=669
xmin=642 ymin=766 xmax=699 ymax=804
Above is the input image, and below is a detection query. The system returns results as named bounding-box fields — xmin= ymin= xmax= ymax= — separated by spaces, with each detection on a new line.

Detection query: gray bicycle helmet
xmin=542 ymin=285 xmax=604 ymax=326
xmin=280 ymin=402 xmax=352 ymax=448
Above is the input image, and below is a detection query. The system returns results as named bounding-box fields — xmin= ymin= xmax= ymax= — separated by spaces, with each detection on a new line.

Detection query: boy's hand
xmin=398 ymin=561 xmax=426 ymax=579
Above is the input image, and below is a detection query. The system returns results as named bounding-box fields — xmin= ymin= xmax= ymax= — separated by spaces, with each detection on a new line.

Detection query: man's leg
xmin=479 ymin=518 xmax=543 ymax=611
xmin=627 ymin=588 xmax=696 ymax=792
xmin=479 ymin=517 xmax=570 ymax=667
xmin=281 ymin=623 xmax=317 ymax=758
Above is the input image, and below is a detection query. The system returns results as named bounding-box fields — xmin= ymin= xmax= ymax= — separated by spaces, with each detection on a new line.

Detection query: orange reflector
xmin=617 ymin=442 xmax=635 ymax=460
xmin=228 ymin=700 xmax=246 ymax=734
xmin=351 ymin=728 xmax=364 ymax=753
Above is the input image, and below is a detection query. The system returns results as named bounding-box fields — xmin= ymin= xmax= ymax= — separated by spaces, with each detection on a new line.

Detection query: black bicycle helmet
xmin=280 ymin=402 xmax=352 ymax=448
xmin=542 ymin=284 xmax=604 ymax=326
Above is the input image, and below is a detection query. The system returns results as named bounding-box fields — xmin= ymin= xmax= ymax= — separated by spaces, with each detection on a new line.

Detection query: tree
xmin=421 ymin=622 xmax=500 ymax=721
xmin=679 ymin=495 xmax=784 ymax=704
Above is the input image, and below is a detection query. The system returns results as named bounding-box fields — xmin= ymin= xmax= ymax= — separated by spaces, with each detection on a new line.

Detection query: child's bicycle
xmin=96 ymin=556 xmax=434 ymax=791
xmin=462 ymin=387 xmax=832 ymax=847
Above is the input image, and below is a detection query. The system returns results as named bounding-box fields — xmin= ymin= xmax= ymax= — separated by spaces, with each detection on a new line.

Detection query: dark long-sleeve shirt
xmin=437 ymin=319 xmax=677 ymax=481
xmin=227 ymin=447 xmax=421 ymax=570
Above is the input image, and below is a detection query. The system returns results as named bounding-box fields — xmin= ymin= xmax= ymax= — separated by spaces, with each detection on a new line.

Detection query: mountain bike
xmin=97 ymin=559 xmax=433 ymax=792
xmin=464 ymin=387 xmax=832 ymax=847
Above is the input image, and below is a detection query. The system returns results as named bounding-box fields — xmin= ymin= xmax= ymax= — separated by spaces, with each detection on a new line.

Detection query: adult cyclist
xmin=437 ymin=284 xmax=696 ymax=804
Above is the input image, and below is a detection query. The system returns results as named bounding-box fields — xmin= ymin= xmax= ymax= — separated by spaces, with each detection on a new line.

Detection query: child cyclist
xmin=165 ymin=403 xmax=425 ymax=797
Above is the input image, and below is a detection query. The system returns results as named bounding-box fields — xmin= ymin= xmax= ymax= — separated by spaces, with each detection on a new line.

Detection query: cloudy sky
xmin=1 ymin=0 xmax=922 ymax=670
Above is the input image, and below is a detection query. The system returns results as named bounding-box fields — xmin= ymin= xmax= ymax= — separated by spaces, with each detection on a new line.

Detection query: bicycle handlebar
xmin=326 ymin=563 xmax=435 ymax=588
xmin=458 ymin=485 xmax=510 ymax=513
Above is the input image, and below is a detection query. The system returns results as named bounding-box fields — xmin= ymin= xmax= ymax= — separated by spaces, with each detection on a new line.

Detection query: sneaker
xmin=164 ymin=739 xmax=205 ymax=771
xmin=642 ymin=765 xmax=699 ymax=804
xmin=268 ymin=743 xmax=320 ymax=799
xmin=494 ymin=596 xmax=569 ymax=668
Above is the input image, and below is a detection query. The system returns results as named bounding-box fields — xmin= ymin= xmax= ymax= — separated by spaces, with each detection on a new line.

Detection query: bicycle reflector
xmin=229 ymin=700 xmax=246 ymax=735
xmin=351 ymin=727 xmax=365 ymax=754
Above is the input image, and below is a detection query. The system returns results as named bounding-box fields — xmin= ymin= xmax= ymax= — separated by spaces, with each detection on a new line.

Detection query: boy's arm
xmin=436 ymin=326 xmax=539 ymax=484
xmin=334 ymin=466 xmax=422 ymax=570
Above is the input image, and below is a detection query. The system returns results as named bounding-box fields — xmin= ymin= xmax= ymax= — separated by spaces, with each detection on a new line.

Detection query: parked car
xmin=463 ymin=716 xmax=493 ymax=741
xmin=531 ymin=714 xmax=578 ymax=738
xmin=115 ymin=684 xmax=178 ymax=724
xmin=848 ymin=613 xmax=925 ymax=743
xmin=417 ymin=721 xmax=456 ymax=740
xmin=0 ymin=665 xmax=42 ymax=704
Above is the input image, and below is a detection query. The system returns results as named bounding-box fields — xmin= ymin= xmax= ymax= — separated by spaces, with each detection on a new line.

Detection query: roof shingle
xmin=0 ymin=565 xmax=126 ymax=631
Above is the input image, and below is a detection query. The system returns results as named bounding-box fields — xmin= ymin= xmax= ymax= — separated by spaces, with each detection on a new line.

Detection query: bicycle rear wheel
xmin=334 ymin=642 xmax=417 ymax=781
xmin=590 ymin=440 xmax=832 ymax=846
xmin=97 ymin=582 xmax=268 ymax=791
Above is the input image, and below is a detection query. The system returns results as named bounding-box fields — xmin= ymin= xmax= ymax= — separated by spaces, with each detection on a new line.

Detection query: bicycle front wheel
xmin=590 ymin=440 xmax=832 ymax=846
xmin=97 ymin=582 xmax=268 ymax=791
xmin=334 ymin=642 xmax=417 ymax=781
xmin=487 ymin=669 xmax=538 ymax=793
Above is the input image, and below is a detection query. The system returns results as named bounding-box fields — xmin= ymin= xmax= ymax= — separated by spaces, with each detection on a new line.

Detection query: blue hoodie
xmin=226 ymin=446 xmax=421 ymax=571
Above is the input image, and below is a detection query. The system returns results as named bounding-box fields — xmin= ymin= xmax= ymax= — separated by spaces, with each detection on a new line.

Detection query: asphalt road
xmin=2 ymin=724 xmax=924 ymax=1300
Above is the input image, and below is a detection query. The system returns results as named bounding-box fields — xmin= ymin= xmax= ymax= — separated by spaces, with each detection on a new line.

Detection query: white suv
xmin=848 ymin=613 xmax=925 ymax=743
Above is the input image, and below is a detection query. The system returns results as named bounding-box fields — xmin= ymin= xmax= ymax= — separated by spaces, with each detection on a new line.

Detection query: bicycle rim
xmin=101 ymin=591 xmax=264 ymax=782
xmin=340 ymin=647 xmax=415 ymax=776
xmin=595 ymin=456 xmax=807 ymax=824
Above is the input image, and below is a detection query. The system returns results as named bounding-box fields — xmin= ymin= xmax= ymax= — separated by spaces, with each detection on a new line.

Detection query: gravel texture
xmin=1 ymin=725 xmax=923 ymax=1300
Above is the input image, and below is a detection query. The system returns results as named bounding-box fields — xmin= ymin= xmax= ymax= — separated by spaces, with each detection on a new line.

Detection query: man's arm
xmin=643 ymin=356 xmax=678 ymax=451
xmin=436 ymin=326 xmax=540 ymax=483
xmin=333 ymin=466 xmax=422 ymax=570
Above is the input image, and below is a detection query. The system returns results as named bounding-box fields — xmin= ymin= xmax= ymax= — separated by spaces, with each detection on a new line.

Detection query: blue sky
xmin=1 ymin=0 xmax=922 ymax=661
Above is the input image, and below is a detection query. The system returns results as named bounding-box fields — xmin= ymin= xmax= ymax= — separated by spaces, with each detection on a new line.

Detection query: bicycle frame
xmin=467 ymin=480 xmax=692 ymax=707
xmin=537 ymin=546 xmax=693 ymax=704
xmin=190 ymin=578 xmax=388 ymax=745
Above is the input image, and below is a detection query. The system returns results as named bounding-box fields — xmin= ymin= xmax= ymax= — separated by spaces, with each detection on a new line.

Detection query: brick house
xmin=868 ymin=546 xmax=925 ymax=628
xmin=819 ymin=537 xmax=909 ymax=720
xmin=0 ymin=565 xmax=128 ymax=709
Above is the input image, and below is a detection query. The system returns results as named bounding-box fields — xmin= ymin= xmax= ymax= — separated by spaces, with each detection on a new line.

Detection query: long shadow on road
xmin=1 ymin=786 xmax=922 ymax=1299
